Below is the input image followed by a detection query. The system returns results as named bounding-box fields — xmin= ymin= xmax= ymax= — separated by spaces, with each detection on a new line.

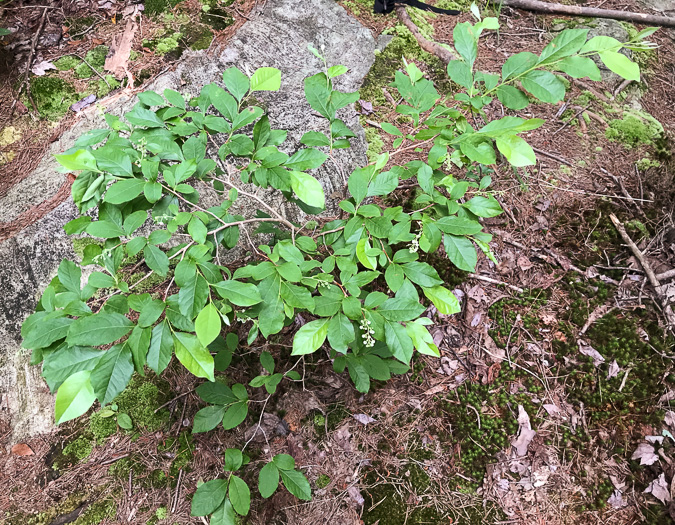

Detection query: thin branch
xmin=395 ymin=6 xmax=458 ymax=64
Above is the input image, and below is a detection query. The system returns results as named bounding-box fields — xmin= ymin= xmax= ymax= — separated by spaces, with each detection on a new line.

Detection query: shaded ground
xmin=1 ymin=0 xmax=675 ymax=524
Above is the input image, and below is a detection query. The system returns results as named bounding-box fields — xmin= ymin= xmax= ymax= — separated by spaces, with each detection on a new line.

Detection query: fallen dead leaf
xmin=607 ymin=360 xmax=620 ymax=379
xmin=512 ymin=405 xmax=536 ymax=457
xmin=31 ymin=60 xmax=56 ymax=76
xmin=352 ymin=414 xmax=375 ymax=425
xmin=645 ymin=473 xmax=671 ymax=504
xmin=608 ymin=489 xmax=627 ymax=509
xmin=11 ymin=443 xmax=34 ymax=456
xmin=631 ymin=442 xmax=659 ymax=466
xmin=104 ymin=19 xmax=137 ymax=81
xmin=577 ymin=339 xmax=605 ymax=367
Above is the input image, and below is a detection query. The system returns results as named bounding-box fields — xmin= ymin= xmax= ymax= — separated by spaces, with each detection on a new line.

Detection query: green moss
xmin=73 ymin=46 xmax=109 ymax=79
xmin=90 ymin=374 xmax=170 ymax=443
xmin=168 ymin=431 xmax=194 ymax=481
xmin=62 ymin=435 xmax=94 ymax=462
xmin=96 ymin=75 xmax=121 ymax=97
xmin=316 ymin=474 xmax=331 ymax=489
xmin=126 ymin=268 xmax=170 ymax=293
xmin=8 ymin=490 xmax=117 ymax=525
xmin=186 ymin=26 xmax=214 ymax=50
xmin=605 ymin=111 xmax=664 ymax=149
xmin=54 ymin=55 xmax=80 ymax=71
xmin=145 ymin=0 xmax=183 ymax=16
xmin=200 ymin=6 xmax=234 ymax=30
xmin=73 ymin=498 xmax=116 ymax=525
xmin=29 ymin=76 xmax=78 ymax=120
xmin=636 ymin=157 xmax=661 ymax=170
xmin=361 ymin=477 xmax=441 ymax=525
xmin=365 ymin=127 xmax=384 ymax=163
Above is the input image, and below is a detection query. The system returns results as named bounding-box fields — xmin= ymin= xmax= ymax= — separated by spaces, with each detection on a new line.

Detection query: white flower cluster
xmin=408 ymin=230 xmax=422 ymax=253
xmin=317 ymin=279 xmax=331 ymax=289
xmin=359 ymin=318 xmax=375 ymax=348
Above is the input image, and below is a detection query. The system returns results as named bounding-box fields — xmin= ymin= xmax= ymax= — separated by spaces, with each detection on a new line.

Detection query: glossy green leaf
xmin=174 ymin=332 xmax=215 ymax=381
xmin=280 ymin=469 xmax=311 ymax=501
xmin=54 ymin=370 xmax=96 ymax=424
xmin=259 ymin=462 xmax=280 ymax=498
xmin=190 ymin=479 xmax=228 ymax=516
xmin=443 ymin=234 xmax=477 ymax=272
xmin=598 ymin=50 xmax=640 ymax=81
xmin=521 ymin=70 xmax=566 ymax=103
xmin=213 ymin=280 xmax=263 ymax=306
xmin=90 ymin=344 xmax=134 ymax=405
xmin=67 ymin=313 xmax=133 ymax=346
xmin=193 ymin=405 xmax=226 ymax=433
xmin=495 ymin=134 xmax=536 ymax=167
xmin=290 ymin=171 xmax=325 ymax=209
xmin=147 ymin=320 xmax=173 ymax=374
xmin=291 ymin=319 xmax=329 ymax=355
xmin=195 ymin=303 xmax=221 ymax=347
xmin=229 ymin=475 xmax=251 ymax=515
xmin=423 ymin=285 xmax=460 ymax=315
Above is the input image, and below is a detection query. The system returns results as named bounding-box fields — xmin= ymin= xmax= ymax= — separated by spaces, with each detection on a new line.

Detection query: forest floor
xmin=1 ymin=0 xmax=675 ymax=524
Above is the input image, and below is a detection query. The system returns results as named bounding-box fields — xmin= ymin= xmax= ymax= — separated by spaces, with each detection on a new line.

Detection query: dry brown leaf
xmin=104 ymin=19 xmax=137 ymax=80
xmin=11 ymin=443 xmax=34 ymax=456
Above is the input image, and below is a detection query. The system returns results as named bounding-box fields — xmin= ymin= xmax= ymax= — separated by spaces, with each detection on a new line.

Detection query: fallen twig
xmin=531 ymin=146 xmax=574 ymax=167
xmin=609 ymin=213 xmax=675 ymax=328
xmin=501 ymin=0 xmax=675 ymax=28
xmin=395 ymin=6 xmax=458 ymax=64
xmin=468 ymin=273 xmax=524 ymax=293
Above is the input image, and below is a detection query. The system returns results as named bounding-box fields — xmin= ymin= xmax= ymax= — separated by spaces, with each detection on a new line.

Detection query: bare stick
xmin=531 ymin=146 xmax=574 ymax=167
xmin=501 ymin=0 xmax=675 ymax=28
xmin=467 ymin=273 xmax=524 ymax=293
xmin=395 ymin=6 xmax=458 ymax=64
xmin=609 ymin=213 xmax=675 ymax=328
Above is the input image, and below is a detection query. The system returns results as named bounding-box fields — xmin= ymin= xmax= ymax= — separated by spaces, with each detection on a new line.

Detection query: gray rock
xmin=0 ymin=0 xmax=377 ymax=442
xmin=585 ymin=19 xmax=631 ymax=89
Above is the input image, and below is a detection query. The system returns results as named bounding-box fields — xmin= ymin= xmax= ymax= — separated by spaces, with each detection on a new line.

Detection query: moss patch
xmin=365 ymin=126 xmax=384 ymax=163
xmin=605 ymin=110 xmax=664 ymax=149
xmin=74 ymin=46 xmax=109 ymax=79
xmin=145 ymin=0 xmax=184 ymax=16
xmin=29 ymin=76 xmax=78 ymax=120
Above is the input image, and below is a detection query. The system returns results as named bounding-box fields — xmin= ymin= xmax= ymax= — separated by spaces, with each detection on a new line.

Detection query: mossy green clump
xmin=74 ymin=46 xmax=109 ymax=79
xmin=72 ymin=499 xmax=116 ymax=525
xmin=365 ymin=126 xmax=384 ymax=163
xmin=361 ymin=475 xmax=441 ymax=525
xmin=605 ymin=111 xmax=664 ymax=149
xmin=636 ymin=157 xmax=661 ymax=170
xmin=54 ymin=55 xmax=80 ymax=71
xmin=339 ymin=0 xmax=373 ymax=16
xmin=316 ymin=474 xmax=331 ymax=489
xmin=62 ymin=435 xmax=94 ymax=462
xmin=143 ymin=32 xmax=183 ymax=56
xmin=200 ymin=1 xmax=234 ymax=30
xmin=187 ymin=26 xmax=214 ymax=50
xmin=9 ymin=490 xmax=117 ymax=525
xmin=97 ymin=75 xmax=121 ymax=97
xmin=29 ymin=76 xmax=78 ymax=120
xmin=168 ymin=431 xmax=194 ymax=482
xmin=144 ymin=0 xmax=183 ymax=16
xmin=90 ymin=374 xmax=171 ymax=443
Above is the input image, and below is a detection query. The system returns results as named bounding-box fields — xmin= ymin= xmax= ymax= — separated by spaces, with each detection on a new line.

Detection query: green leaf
xmin=178 ymin=273 xmax=209 ymax=319
xmin=521 ymin=70 xmax=566 ymax=103
xmin=213 ymin=280 xmax=263 ymax=307
xmin=54 ymin=150 xmax=99 ymax=173
xmin=259 ymin=462 xmax=280 ymax=498
xmin=258 ymin=274 xmax=285 ymax=338
xmin=223 ymin=67 xmax=250 ymax=101
xmin=143 ymin=244 xmax=169 ymax=276
xmin=327 ymin=64 xmax=348 ymax=78
xmin=137 ymin=299 xmax=165 ymax=328
xmin=443 ymin=234 xmax=477 ymax=272
xmin=126 ymin=105 xmax=165 ymax=128
xmin=463 ymin=195 xmax=503 ymax=218
xmin=538 ymin=29 xmax=588 ymax=64
xmin=291 ymin=319 xmax=329 ymax=356
xmin=147 ymin=320 xmax=173 ymax=374
xmin=453 ymin=22 xmax=478 ymax=66
xmin=58 ymin=260 xmax=82 ymax=293
xmin=280 ymin=469 xmax=311 ymax=501
xmin=224 ymin=448 xmax=244 ymax=471
xmin=195 ymin=303 xmax=221 ymax=347
xmin=174 ymin=332 xmax=215 ymax=381
xmin=190 ymin=479 xmax=228 ymax=516
xmin=380 ymin=122 xmax=402 ymax=136
xmin=406 ymin=321 xmax=440 ymax=357
xmin=222 ymin=401 xmax=248 ymax=429
xmin=348 ymin=166 xmax=373 ymax=205
xmin=580 ymin=35 xmax=621 ymax=54
xmin=229 ymin=475 xmax=251 ymax=515
xmin=501 ymin=51 xmax=538 ymax=81
xmin=54 ymin=370 xmax=96 ymax=424
xmin=356 ymin=238 xmax=377 ymax=270
xmin=138 ymin=90 xmax=165 ymax=106
xmin=104 ymin=178 xmax=146 ymax=205
xmin=495 ymin=134 xmax=536 ymax=167
xmin=193 ymin=405 xmax=226 ymax=433
xmin=90 ymin=344 xmax=134 ymax=405
xmin=436 ymin=216 xmax=483 ymax=235
xmin=496 ymin=85 xmax=530 ymax=110
xmin=384 ymin=264 xmax=405 ymax=292
xmin=401 ymin=261 xmax=443 ymax=288
xmin=290 ymin=171 xmax=325 ymax=209
xmin=327 ymin=313 xmax=355 ymax=353
xmin=284 ymin=148 xmax=328 ymax=171
xmin=250 ymin=67 xmax=282 ymax=91
xmin=42 ymin=346 xmax=103 ymax=391
xmin=95 ymin=149 xmax=133 ymax=177
xmin=196 ymin=381 xmax=238 ymax=405
xmin=300 ymin=131 xmax=330 ymax=147
xmin=423 ymin=285 xmax=461 ymax=315
xmin=598 ymin=51 xmax=640 ymax=81
xmin=67 ymin=313 xmax=133 ymax=346
xmin=211 ymin=499 xmax=237 ymax=525
xmin=128 ymin=326 xmax=151 ymax=374
xmin=86 ymin=220 xmax=126 ymax=239
xmin=458 ymin=137 xmax=496 ymax=165
xmin=384 ymin=321 xmax=414 ymax=363
xmin=556 ymin=56 xmax=602 ymax=81
xmin=378 ymin=296 xmax=425 ymax=322
xmin=116 ymin=412 xmax=133 ymax=429
xmin=164 ymin=88 xmax=186 ymax=109
xmin=447 ymin=60 xmax=473 ymax=89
